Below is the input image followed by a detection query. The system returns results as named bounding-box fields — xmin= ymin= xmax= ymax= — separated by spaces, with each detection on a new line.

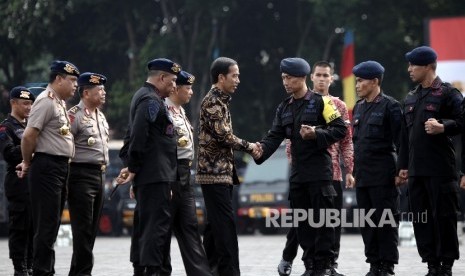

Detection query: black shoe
xmin=13 ymin=270 xmax=28 ymax=276
xmin=329 ymin=266 xmax=345 ymax=276
xmin=425 ymin=262 xmax=440 ymax=276
xmin=133 ymin=263 xmax=145 ymax=276
xmin=365 ymin=262 xmax=381 ymax=276
xmin=379 ymin=262 xmax=395 ymax=276
xmin=311 ymin=269 xmax=331 ymax=276
xmin=439 ymin=264 xmax=452 ymax=276
xmin=278 ymin=259 xmax=293 ymax=276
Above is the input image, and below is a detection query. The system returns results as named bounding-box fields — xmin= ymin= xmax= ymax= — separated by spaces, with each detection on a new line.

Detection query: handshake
xmin=249 ymin=142 xmax=263 ymax=160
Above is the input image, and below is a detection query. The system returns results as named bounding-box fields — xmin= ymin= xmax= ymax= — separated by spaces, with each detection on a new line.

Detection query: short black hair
xmin=312 ymin=61 xmax=334 ymax=74
xmin=210 ymin=57 xmax=238 ymax=84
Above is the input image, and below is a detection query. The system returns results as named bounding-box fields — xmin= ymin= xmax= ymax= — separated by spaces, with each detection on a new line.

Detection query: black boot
xmin=365 ymin=262 xmax=381 ymax=276
xmin=329 ymin=261 xmax=345 ymax=276
xmin=425 ymin=262 xmax=440 ymax=276
xmin=145 ymin=266 xmax=161 ymax=276
xmin=26 ymin=258 xmax=33 ymax=276
xmin=133 ymin=263 xmax=145 ymax=276
xmin=12 ymin=259 xmax=28 ymax=276
xmin=440 ymin=264 xmax=452 ymax=276
xmin=310 ymin=260 xmax=331 ymax=276
xmin=379 ymin=262 xmax=395 ymax=276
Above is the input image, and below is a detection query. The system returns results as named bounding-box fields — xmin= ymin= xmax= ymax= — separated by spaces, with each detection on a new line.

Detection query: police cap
xmin=147 ymin=58 xmax=181 ymax=75
xmin=280 ymin=58 xmax=311 ymax=77
xmin=50 ymin=60 xmax=80 ymax=77
xmin=176 ymin=71 xmax=195 ymax=85
xmin=352 ymin=61 xmax=385 ymax=80
xmin=10 ymin=86 xmax=35 ymax=101
xmin=78 ymin=72 xmax=107 ymax=86
xmin=405 ymin=46 xmax=437 ymax=66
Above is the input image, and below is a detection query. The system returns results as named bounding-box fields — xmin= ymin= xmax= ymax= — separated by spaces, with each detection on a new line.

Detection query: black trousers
xmin=161 ymin=163 xmax=212 ymax=276
xmin=7 ymin=193 xmax=33 ymax=265
xmin=289 ymin=181 xmax=335 ymax=269
xmin=408 ymin=176 xmax=459 ymax=263
xmin=202 ymin=184 xmax=240 ymax=276
xmin=131 ymin=182 xmax=171 ymax=271
xmin=67 ymin=164 xmax=104 ymax=276
xmin=281 ymin=180 xmax=344 ymax=265
xmin=356 ymin=184 xmax=399 ymax=264
xmin=29 ymin=153 xmax=69 ymax=276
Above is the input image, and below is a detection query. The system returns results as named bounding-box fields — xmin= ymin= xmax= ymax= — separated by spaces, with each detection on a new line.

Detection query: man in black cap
xmin=255 ymin=57 xmax=347 ymax=276
xmin=161 ymin=70 xmax=212 ymax=276
xmin=0 ymin=87 xmax=35 ymax=276
xmin=350 ymin=61 xmax=402 ymax=276
xmin=398 ymin=46 xmax=463 ymax=276
xmin=116 ymin=58 xmax=180 ymax=276
xmin=16 ymin=60 xmax=79 ymax=276
xmin=66 ymin=72 xmax=109 ymax=276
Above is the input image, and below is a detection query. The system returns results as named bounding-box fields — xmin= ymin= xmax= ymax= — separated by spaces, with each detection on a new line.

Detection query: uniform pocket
xmin=367 ymin=116 xmax=384 ymax=138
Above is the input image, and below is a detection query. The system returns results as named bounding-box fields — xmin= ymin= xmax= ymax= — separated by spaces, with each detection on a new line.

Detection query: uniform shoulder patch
xmin=48 ymin=91 xmax=54 ymax=99
xmin=68 ymin=105 xmax=80 ymax=114
xmin=322 ymin=96 xmax=341 ymax=123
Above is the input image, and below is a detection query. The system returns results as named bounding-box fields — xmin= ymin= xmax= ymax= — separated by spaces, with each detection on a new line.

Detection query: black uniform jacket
xmin=127 ymin=82 xmax=177 ymax=185
xmin=398 ymin=77 xmax=464 ymax=177
xmin=256 ymin=90 xmax=347 ymax=183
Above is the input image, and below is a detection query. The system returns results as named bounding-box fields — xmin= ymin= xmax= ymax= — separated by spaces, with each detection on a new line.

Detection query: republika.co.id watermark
xmin=265 ymin=208 xmax=428 ymax=228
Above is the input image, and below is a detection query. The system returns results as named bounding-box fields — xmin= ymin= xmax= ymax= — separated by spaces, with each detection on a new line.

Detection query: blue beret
xmin=10 ymin=86 xmax=35 ymax=101
xmin=352 ymin=61 xmax=385 ymax=79
xmin=78 ymin=72 xmax=107 ymax=86
xmin=280 ymin=58 xmax=311 ymax=77
xmin=176 ymin=71 xmax=195 ymax=85
xmin=147 ymin=58 xmax=181 ymax=75
xmin=405 ymin=46 xmax=437 ymax=66
xmin=50 ymin=60 xmax=80 ymax=77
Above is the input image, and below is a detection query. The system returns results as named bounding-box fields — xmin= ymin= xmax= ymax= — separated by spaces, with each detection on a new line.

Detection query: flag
xmin=341 ymin=30 xmax=356 ymax=111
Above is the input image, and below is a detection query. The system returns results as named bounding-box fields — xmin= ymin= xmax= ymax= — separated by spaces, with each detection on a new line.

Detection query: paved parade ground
xmin=1 ymin=230 xmax=464 ymax=276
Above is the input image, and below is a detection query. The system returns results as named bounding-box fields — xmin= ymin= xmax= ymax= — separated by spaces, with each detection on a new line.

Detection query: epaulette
xmin=48 ymin=91 xmax=54 ymax=99
xmin=68 ymin=105 xmax=81 ymax=114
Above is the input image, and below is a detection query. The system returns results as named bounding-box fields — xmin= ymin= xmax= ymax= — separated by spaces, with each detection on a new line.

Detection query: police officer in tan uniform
xmin=18 ymin=60 xmax=79 ymax=276
xmin=162 ymin=71 xmax=212 ymax=276
xmin=67 ymin=72 xmax=109 ymax=276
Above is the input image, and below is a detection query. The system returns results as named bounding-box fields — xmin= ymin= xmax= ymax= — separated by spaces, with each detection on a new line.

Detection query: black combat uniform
xmin=127 ymin=82 xmax=177 ymax=274
xmin=0 ymin=114 xmax=34 ymax=274
xmin=256 ymin=90 xmax=346 ymax=272
xmin=352 ymin=93 xmax=402 ymax=271
xmin=398 ymin=77 xmax=463 ymax=269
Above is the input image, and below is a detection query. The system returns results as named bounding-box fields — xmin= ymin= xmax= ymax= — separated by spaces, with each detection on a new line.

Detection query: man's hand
xmin=250 ymin=142 xmax=263 ymax=159
xmin=424 ymin=118 xmax=444 ymax=135
xmin=300 ymin=124 xmax=316 ymax=140
xmin=16 ymin=161 xmax=30 ymax=179
xmin=345 ymin=173 xmax=355 ymax=189
xmin=116 ymin=167 xmax=135 ymax=185
xmin=460 ymin=175 xmax=465 ymax=190
xmin=397 ymin=169 xmax=408 ymax=186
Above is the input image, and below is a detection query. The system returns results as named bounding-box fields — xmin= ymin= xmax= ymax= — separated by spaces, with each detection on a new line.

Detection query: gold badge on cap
xmin=171 ymin=63 xmax=181 ymax=73
xmin=89 ymin=75 xmax=101 ymax=84
xmin=178 ymin=136 xmax=189 ymax=147
xmin=19 ymin=91 xmax=31 ymax=99
xmin=87 ymin=137 xmax=96 ymax=146
xmin=64 ymin=63 xmax=76 ymax=74
xmin=59 ymin=124 xmax=70 ymax=135
xmin=187 ymin=75 xmax=195 ymax=84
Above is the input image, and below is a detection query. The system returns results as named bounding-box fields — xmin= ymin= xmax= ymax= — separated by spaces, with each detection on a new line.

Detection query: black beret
xmin=78 ymin=72 xmax=107 ymax=86
xmin=280 ymin=58 xmax=311 ymax=77
xmin=147 ymin=58 xmax=181 ymax=75
xmin=352 ymin=61 xmax=385 ymax=79
xmin=405 ymin=46 xmax=437 ymax=66
xmin=176 ymin=71 xmax=195 ymax=85
xmin=10 ymin=86 xmax=35 ymax=101
xmin=50 ymin=60 xmax=80 ymax=77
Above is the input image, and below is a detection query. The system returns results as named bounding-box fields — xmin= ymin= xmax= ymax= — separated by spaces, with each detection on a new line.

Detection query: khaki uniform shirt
xmin=165 ymin=98 xmax=194 ymax=161
xmin=68 ymin=101 xmax=109 ymax=164
xmin=27 ymin=86 xmax=74 ymax=157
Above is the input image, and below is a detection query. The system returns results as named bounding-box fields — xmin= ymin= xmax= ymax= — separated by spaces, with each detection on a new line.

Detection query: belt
xmin=70 ymin=162 xmax=106 ymax=172
xmin=34 ymin=152 xmax=71 ymax=163
xmin=178 ymin=159 xmax=192 ymax=166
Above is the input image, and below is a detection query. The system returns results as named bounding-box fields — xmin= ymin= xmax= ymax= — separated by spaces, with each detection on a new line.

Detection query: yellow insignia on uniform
xmin=89 ymin=75 xmax=101 ymax=84
xmin=322 ymin=96 xmax=341 ymax=123
xmin=63 ymin=63 xmax=77 ymax=74
xmin=59 ymin=124 xmax=70 ymax=135
xmin=48 ymin=91 xmax=54 ymax=99
xmin=87 ymin=137 xmax=96 ymax=146
xmin=171 ymin=63 xmax=181 ymax=73
xmin=69 ymin=106 xmax=79 ymax=114
xmin=178 ymin=136 xmax=189 ymax=147
xmin=187 ymin=75 xmax=195 ymax=84
xmin=19 ymin=91 xmax=31 ymax=99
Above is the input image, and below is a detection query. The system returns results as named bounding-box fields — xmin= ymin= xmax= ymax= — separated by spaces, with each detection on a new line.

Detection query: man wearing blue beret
xmin=0 ymin=87 xmax=35 ymax=276
xmin=66 ymin=72 xmax=109 ymax=276
xmin=17 ymin=60 xmax=79 ymax=276
xmin=398 ymin=46 xmax=463 ymax=275
xmin=254 ymin=57 xmax=347 ymax=276
xmin=350 ymin=60 xmax=402 ymax=276
xmin=116 ymin=58 xmax=180 ymax=276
